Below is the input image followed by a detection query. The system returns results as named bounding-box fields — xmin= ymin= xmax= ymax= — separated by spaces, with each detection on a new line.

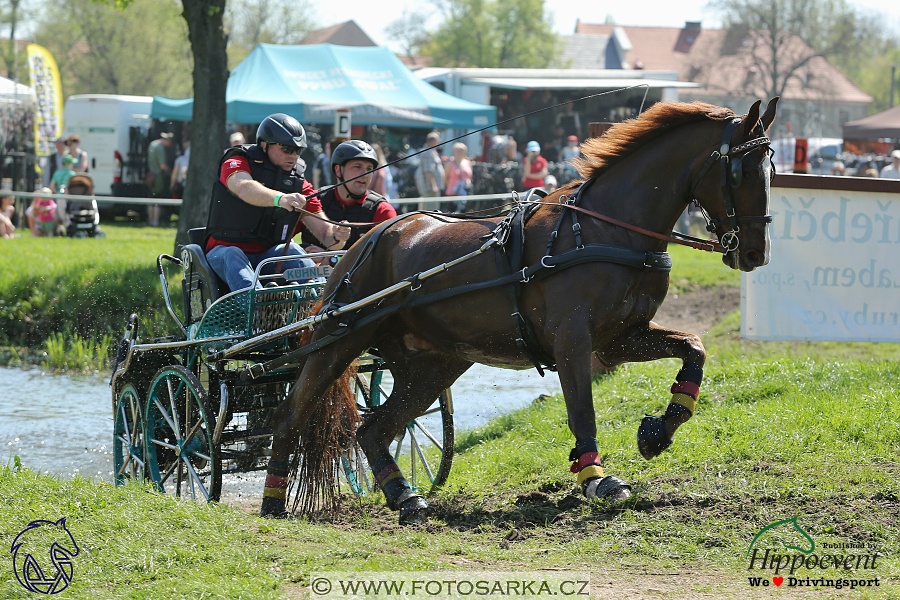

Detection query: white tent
xmin=0 ymin=75 xmax=35 ymax=104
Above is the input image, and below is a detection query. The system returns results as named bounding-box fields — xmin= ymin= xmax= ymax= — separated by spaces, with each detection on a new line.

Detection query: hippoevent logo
xmin=10 ymin=518 xmax=79 ymax=594
xmin=746 ymin=516 xmax=881 ymax=590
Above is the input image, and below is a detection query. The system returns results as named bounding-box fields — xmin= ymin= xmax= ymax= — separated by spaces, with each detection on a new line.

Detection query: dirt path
xmin=651 ymin=285 xmax=740 ymax=336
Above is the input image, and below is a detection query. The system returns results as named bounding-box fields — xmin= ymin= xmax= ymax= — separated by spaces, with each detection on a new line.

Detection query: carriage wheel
xmin=144 ymin=366 xmax=221 ymax=502
xmin=344 ymin=372 xmax=454 ymax=496
xmin=113 ymin=383 xmax=147 ymax=485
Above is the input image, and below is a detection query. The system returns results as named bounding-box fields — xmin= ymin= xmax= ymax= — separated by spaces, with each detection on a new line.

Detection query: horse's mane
xmin=573 ymin=101 xmax=736 ymax=180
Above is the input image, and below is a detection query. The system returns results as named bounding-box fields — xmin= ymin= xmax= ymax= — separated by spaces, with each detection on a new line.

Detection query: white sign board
xmin=742 ymin=186 xmax=900 ymax=342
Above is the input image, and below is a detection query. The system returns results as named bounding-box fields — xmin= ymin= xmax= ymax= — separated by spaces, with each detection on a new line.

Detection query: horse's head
xmin=693 ymin=97 xmax=779 ymax=271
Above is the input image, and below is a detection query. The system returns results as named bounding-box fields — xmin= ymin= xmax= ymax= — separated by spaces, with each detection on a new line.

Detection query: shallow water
xmin=0 ymin=364 xmax=561 ymax=485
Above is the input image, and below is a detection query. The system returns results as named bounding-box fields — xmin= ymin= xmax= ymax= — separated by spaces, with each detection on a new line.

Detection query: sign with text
xmin=742 ymin=186 xmax=900 ymax=342
xmin=283 ymin=265 xmax=331 ymax=281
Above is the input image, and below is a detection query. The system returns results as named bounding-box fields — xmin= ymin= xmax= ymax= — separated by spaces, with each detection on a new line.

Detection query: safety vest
xmin=206 ymin=144 xmax=306 ymax=248
xmin=301 ymin=187 xmax=386 ymax=249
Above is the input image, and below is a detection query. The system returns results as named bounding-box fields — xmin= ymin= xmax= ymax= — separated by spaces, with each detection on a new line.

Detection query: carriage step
xmin=219 ymin=427 xmax=274 ymax=444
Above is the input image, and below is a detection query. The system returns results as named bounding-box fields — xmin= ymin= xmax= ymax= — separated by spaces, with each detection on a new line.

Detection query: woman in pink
xmin=444 ymin=143 xmax=473 ymax=197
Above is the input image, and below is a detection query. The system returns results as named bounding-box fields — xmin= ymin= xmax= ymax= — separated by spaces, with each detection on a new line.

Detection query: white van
xmin=62 ymin=94 xmax=153 ymax=195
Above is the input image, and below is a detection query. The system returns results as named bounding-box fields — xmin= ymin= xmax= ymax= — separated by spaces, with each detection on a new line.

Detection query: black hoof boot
xmin=583 ymin=476 xmax=632 ymax=502
xmin=398 ymin=495 xmax=429 ymax=525
xmin=637 ymin=415 xmax=672 ymax=460
xmin=260 ymin=496 xmax=290 ymax=519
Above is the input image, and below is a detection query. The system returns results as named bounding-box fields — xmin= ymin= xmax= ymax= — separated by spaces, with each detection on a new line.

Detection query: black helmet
xmin=256 ymin=113 xmax=307 ymax=149
xmin=331 ymin=140 xmax=378 ymax=174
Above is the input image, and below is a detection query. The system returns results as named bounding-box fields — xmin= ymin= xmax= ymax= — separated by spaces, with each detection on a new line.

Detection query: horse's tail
xmin=286 ymin=299 xmax=361 ymax=516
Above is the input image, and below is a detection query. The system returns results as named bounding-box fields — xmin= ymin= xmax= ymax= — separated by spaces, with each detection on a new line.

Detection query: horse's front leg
xmin=554 ymin=314 xmax=631 ymax=502
xmin=598 ymin=321 xmax=706 ymax=460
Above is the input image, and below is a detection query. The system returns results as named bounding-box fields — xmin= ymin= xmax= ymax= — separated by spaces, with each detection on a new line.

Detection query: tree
xmin=384 ymin=10 xmax=431 ymax=63
xmin=708 ymin=0 xmax=876 ymax=102
xmin=423 ymin=0 xmax=561 ymax=68
xmin=34 ymin=0 xmax=192 ymax=97
xmin=175 ymin=0 xmax=229 ymax=247
xmin=225 ymin=0 xmax=317 ymax=67
xmin=0 ymin=0 xmax=31 ymax=80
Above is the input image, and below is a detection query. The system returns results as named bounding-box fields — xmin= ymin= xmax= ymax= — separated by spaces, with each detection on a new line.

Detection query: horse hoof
xmin=583 ymin=476 xmax=632 ymax=502
xmin=398 ymin=495 xmax=429 ymax=525
xmin=637 ymin=415 xmax=672 ymax=460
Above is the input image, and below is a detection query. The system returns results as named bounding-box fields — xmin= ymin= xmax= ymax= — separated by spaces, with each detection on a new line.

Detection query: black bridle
xmin=691 ymin=118 xmax=774 ymax=252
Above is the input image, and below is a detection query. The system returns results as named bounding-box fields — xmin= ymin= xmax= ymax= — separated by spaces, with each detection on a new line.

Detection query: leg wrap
xmin=669 ymin=363 xmax=703 ymax=415
xmin=569 ymin=441 xmax=604 ymax=490
xmin=261 ymin=459 xmax=290 ymax=517
xmin=373 ymin=456 xmax=413 ymax=511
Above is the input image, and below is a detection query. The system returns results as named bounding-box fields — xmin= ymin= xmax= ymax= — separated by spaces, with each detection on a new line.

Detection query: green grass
xmin=0 ymin=224 xmax=182 ymax=369
xmin=2 ymin=353 xmax=898 ymax=598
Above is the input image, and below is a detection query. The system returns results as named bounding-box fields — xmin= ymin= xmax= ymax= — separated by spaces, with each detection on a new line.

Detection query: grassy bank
xmin=2 ymin=350 xmax=898 ymax=599
xmin=0 ymin=224 xmax=181 ymax=370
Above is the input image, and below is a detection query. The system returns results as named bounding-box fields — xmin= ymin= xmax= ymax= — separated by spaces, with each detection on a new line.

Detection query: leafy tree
xmin=225 ymin=0 xmax=318 ymax=67
xmin=33 ymin=0 xmax=193 ymax=97
xmin=423 ymin=0 xmax=561 ymax=68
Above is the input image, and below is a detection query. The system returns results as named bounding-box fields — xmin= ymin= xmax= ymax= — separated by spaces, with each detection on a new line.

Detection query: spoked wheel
xmin=144 ymin=366 xmax=221 ymax=502
xmin=344 ymin=370 xmax=454 ymax=496
xmin=113 ymin=383 xmax=147 ymax=485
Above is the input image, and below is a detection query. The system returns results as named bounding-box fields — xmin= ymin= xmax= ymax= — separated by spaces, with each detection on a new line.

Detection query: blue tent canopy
xmin=152 ymin=44 xmax=495 ymax=129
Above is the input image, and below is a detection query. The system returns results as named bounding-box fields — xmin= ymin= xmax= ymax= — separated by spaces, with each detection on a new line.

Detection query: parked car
xmin=770 ymin=137 xmax=843 ymax=174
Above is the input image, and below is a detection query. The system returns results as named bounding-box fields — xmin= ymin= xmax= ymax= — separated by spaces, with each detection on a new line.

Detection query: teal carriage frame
xmin=109 ymin=250 xmax=454 ymax=504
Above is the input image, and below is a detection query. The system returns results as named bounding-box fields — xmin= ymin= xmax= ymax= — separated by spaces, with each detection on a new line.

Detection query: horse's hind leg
xmin=597 ymin=322 xmax=706 ymax=460
xmin=356 ymin=351 xmax=471 ymax=525
xmin=262 ymin=334 xmax=372 ymax=517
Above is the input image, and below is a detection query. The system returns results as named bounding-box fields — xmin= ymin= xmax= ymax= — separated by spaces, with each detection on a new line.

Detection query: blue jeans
xmin=206 ymin=242 xmax=316 ymax=292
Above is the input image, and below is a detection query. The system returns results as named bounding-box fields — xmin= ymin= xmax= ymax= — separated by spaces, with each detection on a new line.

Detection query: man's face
xmin=337 ymin=159 xmax=374 ymax=196
xmin=265 ymin=142 xmax=301 ymax=171
xmin=55 ymin=141 xmax=66 ymax=153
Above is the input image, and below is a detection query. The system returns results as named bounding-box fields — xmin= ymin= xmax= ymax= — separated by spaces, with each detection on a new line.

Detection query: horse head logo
xmin=747 ymin=515 xmax=815 ymax=558
xmin=10 ymin=518 xmax=80 ymax=594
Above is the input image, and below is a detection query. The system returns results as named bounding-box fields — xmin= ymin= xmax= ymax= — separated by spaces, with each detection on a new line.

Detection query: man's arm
xmin=226 ymin=170 xmax=307 ymax=210
xmin=305 ymin=212 xmax=350 ymax=249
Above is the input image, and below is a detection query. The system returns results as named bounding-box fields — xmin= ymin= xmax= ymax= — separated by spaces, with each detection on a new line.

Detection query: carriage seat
xmin=181 ymin=228 xmax=226 ymax=325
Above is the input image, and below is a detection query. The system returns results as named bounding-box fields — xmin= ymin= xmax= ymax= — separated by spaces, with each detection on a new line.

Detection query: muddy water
xmin=0 ymin=364 xmax=561 ymax=486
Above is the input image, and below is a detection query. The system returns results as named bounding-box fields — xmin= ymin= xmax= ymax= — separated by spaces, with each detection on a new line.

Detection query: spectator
xmin=560 ymin=135 xmax=581 ymax=182
xmin=31 ymin=188 xmax=57 ymax=237
xmin=368 ymin=143 xmax=393 ymax=199
xmin=556 ymin=101 xmax=582 ymax=139
xmin=862 ymin=162 xmax=879 ymax=178
xmin=414 ymin=131 xmax=445 ymax=201
xmin=880 ymin=150 xmax=900 ymax=179
xmin=43 ymin=137 xmax=69 ymax=188
xmin=171 ymin=139 xmax=190 ymax=199
xmin=50 ymin=155 xmax=76 ymax=193
xmin=543 ymin=174 xmax=558 ymax=193
xmin=522 ymin=141 xmax=548 ymax=189
xmin=830 ymin=161 xmax=846 ymax=176
xmin=444 ymin=142 xmax=473 ymax=199
xmin=505 ymin=139 xmax=523 ymax=164
xmin=66 ymin=135 xmax=89 ymax=172
xmin=312 ymin=141 xmax=332 ymax=189
xmin=0 ymin=194 xmax=15 ymax=238
xmin=230 ymin=131 xmax=245 ymax=147
xmin=146 ymin=132 xmax=174 ymax=226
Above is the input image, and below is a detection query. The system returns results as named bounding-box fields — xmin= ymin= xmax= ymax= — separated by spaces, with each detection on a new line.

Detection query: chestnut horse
xmin=261 ymin=98 xmax=779 ymax=523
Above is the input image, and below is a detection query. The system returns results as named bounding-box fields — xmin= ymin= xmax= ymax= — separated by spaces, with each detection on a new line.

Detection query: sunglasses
xmin=278 ymin=145 xmax=301 ymax=155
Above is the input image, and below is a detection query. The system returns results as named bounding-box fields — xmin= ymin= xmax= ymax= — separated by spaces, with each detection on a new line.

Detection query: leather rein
xmin=300 ymin=117 xmax=773 ymax=256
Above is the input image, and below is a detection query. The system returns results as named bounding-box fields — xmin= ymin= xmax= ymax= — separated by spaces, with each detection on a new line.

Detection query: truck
xmin=61 ymin=94 xmax=153 ymax=197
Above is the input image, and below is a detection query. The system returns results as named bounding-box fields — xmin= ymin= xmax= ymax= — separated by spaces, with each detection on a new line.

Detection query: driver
xmin=205 ymin=113 xmax=350 ymax=291
xmin=301 ymin=140 xmax=397 ymax=251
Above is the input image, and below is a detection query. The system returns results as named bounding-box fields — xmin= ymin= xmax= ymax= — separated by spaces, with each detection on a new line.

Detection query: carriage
xmin=109 ymin=228 xmax=454 ymax=503
xmin=111 ymin=97 xmax=778 ymax=524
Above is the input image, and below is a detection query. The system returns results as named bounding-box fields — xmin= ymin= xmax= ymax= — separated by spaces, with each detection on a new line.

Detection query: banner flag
xmin=26 ymin=44 xmax=64 ymax=157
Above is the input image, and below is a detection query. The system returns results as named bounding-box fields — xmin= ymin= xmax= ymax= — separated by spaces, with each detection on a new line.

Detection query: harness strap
xmin=240 ymin=243 xmax=670 ymax=380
